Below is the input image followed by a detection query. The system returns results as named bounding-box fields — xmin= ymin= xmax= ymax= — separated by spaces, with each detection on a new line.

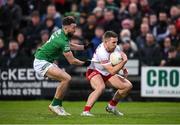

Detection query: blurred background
xmin=0 ymin=0 xmax=179 ymax=101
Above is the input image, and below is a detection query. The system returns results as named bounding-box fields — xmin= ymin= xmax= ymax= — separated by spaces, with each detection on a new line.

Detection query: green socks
xmin=51 ymin=98 xmax=62 ymax=106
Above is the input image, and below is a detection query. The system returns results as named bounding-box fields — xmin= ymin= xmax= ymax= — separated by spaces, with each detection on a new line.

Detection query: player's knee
xmin=63 ymin=74 xmax=71 ymax=82
xmin=126 ymin=82 xmax=133 ymax=92
xmin=66 ymin=75 xmax=72 ymax=82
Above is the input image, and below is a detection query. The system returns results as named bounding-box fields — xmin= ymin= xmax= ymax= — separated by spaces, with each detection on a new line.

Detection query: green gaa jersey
xmin=35 ymin=29 xmax=71 ymax=62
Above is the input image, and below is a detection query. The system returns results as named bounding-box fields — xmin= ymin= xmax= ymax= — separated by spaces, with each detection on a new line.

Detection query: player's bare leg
xmin=81 ymin=74 xmax=105 ymax=116
xmin=46 ymin=66 xmax=71 ymax=116
xmin=105 ymin=75 xmax=132 ymax=116
xmin=108 ymin=75 xmax=132 ymax=100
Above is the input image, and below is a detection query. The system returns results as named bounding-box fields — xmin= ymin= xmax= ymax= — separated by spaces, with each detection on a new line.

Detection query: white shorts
xmin=33 ymin=58 xmax=57 ymax=77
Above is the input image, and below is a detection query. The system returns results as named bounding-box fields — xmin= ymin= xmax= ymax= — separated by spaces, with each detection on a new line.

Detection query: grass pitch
xmin=0 ymin=101 xmax=179 ymax=124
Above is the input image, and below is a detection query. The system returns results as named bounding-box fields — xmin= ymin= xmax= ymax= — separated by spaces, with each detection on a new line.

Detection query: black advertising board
xmin=0 ymin=68 xmax=59 ymax=99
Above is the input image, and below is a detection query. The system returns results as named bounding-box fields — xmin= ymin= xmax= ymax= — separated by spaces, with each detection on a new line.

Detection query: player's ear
xmin=63 ymin=25 xmax=68 ymax=30
xmin=104 ymin=37 xmax=110 ymax=43
xmin=103 ymin=38 xmax=106 ymax=43
xmin=64 ymin=26 xmax=67 ymax=30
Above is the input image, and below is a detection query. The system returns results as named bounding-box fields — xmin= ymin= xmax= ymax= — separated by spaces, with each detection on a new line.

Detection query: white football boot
xmin=106 ymin=106 xmax=124 ymax=116
xmin=49 ymin=105 xmax=71 ymax=116
xmin=81 ymin=111 xmax=94 ymax=117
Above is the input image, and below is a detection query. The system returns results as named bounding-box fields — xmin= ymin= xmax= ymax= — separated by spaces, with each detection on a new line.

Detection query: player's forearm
xmin=108 ymin=60 xmax=127 ymax=75
xmin=70 ymin=58 xmax=84 ymax=65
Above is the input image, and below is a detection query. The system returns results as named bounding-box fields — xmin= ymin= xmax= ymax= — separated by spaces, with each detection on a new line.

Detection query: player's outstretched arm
xmin=63 ymin=51 xmax=84 ymax=65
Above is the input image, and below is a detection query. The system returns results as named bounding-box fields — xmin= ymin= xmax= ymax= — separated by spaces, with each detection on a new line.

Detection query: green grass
xmin=0 ymin=101 xmax=180 ymax=124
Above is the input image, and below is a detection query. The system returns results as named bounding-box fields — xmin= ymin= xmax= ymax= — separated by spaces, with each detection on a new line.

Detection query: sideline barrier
xmin=0 ymin=68 xmax=58 ymax=98
xmin=0 ymin=60 xmax=140 ymax=100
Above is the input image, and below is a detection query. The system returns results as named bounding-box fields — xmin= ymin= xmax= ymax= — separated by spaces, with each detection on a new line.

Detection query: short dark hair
xmin=62 ymin=16 xmax=76 ymax=26
xmin=45 ymin=15 xmax=54 ymax=21
xmin=31 ymin=11 xmax=39 ymax=17
xmin=96 ymin=25 xmax=104 ymax=30
xmin=9 ymin=39 xmax=18 ymax=45
xmin=103 ymin=31 xmax=117 ymax=41
xmin=48 ymin=4 xmax=55 ymax=8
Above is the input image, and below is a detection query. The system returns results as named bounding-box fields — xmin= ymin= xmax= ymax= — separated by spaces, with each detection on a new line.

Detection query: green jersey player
xmin=33 ymin=16 xmax=89 ymax=116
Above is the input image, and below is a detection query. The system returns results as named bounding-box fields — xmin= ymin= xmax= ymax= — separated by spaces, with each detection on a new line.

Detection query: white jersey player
xmin=88 ymin=43 xmax=121 ymax=76
xmin=81 ymin=31 xmax=133 ymax=116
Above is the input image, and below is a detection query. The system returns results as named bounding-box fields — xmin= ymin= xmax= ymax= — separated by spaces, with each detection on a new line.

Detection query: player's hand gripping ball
xmin=110 ymin=52 xmax=123 ymax=65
